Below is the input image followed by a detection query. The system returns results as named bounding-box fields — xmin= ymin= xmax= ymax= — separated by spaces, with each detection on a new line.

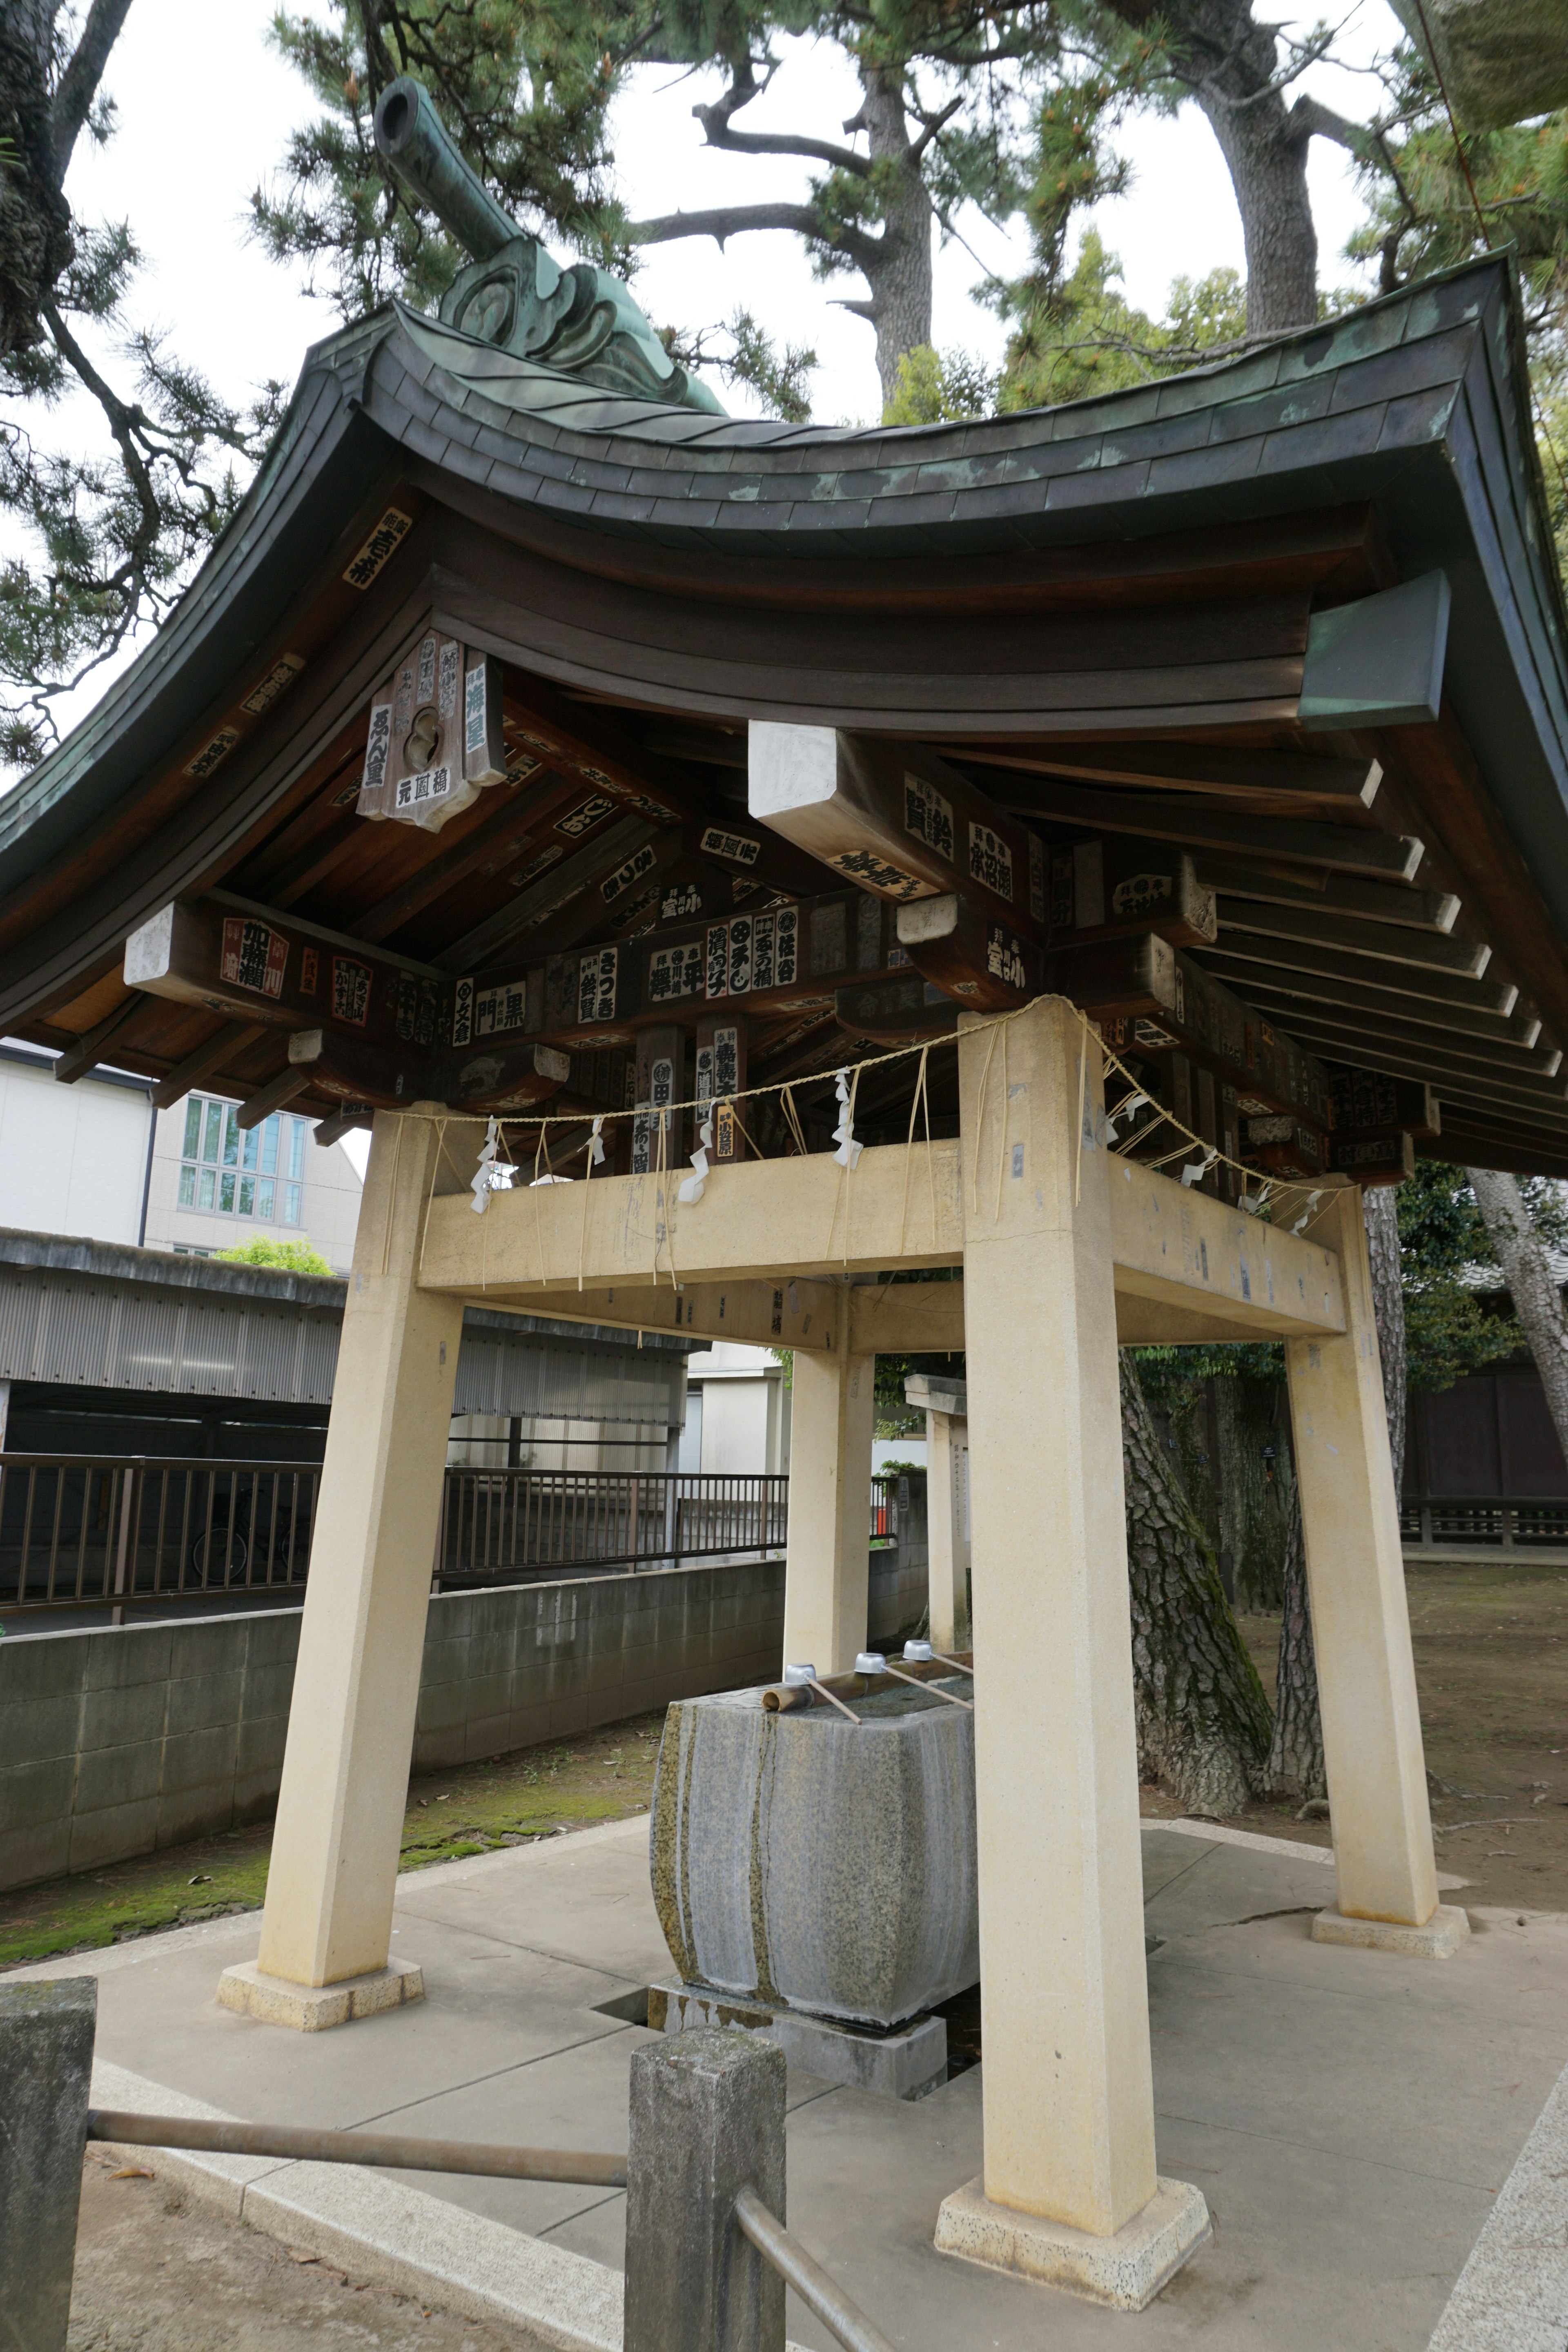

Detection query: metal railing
xmin=436 ymin=1468 xmax=788 ymax=1586
xmin=87 ymin=2108 xmax=625 ymax=2187
xmin=0 ymin=1455 xmax=318 ymax=1618
xmin=0 ymin=1453 xmax=790 ymax=1615
xmin=81 ymin=2094 xmax=894 ymax=2352
xmin=1401 ymin=1495 xmax=1568 ymax=1549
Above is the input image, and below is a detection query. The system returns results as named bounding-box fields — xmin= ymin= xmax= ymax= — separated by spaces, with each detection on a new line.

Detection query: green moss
xmin=0 ymin=1709 xmax=667 ymax=1971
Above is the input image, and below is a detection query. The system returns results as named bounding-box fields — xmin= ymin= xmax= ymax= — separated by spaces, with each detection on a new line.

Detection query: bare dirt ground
xmin=1140 ymin=1552 xmax=1568 ymax=1912
xmin=68 ymin=2152 xmax=517 ymax=2350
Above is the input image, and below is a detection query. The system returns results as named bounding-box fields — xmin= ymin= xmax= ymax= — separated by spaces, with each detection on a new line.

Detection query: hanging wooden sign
xmin=357 ymin=632 xmax=507 ymax=833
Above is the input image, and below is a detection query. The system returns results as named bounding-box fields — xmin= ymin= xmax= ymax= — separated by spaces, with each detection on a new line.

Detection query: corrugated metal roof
xmin=0 ymin=1228 xmax=686 ymax=1422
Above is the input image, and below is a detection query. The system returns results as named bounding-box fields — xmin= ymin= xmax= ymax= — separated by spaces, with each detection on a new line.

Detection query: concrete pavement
xmin=11 ymin=1815 xmax=1564 ymax=2347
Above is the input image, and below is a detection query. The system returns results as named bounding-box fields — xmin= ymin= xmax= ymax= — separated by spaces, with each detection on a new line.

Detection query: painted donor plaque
xmin=358 ymin=632 xmax=507 ymax=833
xmin=125 ymin=898 xmax=451 ymax=1059
xmin=1047 ymin=838 xmax=1217 ymax=949
xmin=220 ymin=915 xmax=288 ymax=1000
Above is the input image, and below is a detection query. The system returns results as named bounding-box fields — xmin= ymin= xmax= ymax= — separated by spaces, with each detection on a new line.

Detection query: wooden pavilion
xmin=3 ymin=247 xmax=1563 ymax=2303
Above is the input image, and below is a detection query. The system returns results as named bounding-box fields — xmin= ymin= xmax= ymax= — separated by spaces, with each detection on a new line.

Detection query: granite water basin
xmin=649 ymin=1677 xmax=978 ymax=2031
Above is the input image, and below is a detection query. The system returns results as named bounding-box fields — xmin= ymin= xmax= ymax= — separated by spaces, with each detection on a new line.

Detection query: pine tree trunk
xmin=1212 ymin=1372 xmax=1293 ymax=1609
xmin=1106 ymin=0 xmax=1319 ymax=334
xmin=853 ymin=67 xmax=934 ymax=407
xmin=1364 ymin=1187 xmax=1407 ymax=1496
xmin=1121 ymin=1354 xmax=1274 ymax=1816
xmin=1264 ymin=1478 xmax=1324 ymax=1797
xmin=1468 ymin=1168 xmax=1568 ymax=1459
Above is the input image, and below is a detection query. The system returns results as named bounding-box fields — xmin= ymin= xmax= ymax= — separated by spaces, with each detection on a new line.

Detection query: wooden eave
xmin=3 ymin=256 xmax=1568 ymax=1175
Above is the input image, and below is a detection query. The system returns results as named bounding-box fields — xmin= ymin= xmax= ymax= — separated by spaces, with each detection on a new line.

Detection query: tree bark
xmin=1105 ymin=0 xmax=1320 ymax=333
xmin=1121 ymin=1354 xmax=1274 ymax=1816
xmin=1468 ymin=1169 xmax=1568 ymax=1461
xmin=0 ymin=0 xmax=73 ymax=357
xmin=1263 ymin=1477 xmax=1324 ymax=1797
xmin=837 ymin=67 xmax=934 ymax=407
xmin=1212 ymin=1372 xmax=1293 ymax=1610
xmin=1364 ymin=1187 xmax=1407 ymax=1497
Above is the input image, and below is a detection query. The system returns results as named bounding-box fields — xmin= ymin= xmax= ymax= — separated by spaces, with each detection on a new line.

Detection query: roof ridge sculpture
xmin=373 ymin=78 xmax=725 ymax=419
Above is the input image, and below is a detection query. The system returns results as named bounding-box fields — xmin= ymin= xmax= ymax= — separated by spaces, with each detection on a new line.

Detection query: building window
xmin=178 ymin=1096 xmax=307 ymax=1224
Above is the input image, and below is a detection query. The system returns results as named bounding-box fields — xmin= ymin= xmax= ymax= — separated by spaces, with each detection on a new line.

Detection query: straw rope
xmin=381 ymin=995 xmax=1335 ymax=1245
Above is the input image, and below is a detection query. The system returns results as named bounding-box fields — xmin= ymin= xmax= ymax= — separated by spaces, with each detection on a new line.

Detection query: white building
xmin=0 ymin=1043 xmax=362 ymax=1270
xmin=679 ymin=1344 xmax=790 ymax=1476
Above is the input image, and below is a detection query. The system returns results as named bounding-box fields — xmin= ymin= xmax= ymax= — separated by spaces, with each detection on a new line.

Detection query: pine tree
xmin=0 ymin=0 xmax=286 ymax=771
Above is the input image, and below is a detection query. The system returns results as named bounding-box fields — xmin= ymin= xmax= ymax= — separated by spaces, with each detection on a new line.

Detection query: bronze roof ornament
xmin=372 ymin=78 xmax=725 ymax=416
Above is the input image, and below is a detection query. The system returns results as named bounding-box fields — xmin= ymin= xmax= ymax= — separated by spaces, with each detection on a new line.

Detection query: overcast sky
xmin=30 ymin=0 xmax=1402 ymax=753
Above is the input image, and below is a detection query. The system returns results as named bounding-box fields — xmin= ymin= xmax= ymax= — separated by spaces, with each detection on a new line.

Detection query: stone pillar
xmin=934 ymin=999 xmax=1208 ymax=2308
xmin=1286 ymin=1184 xmax=1467 ymax=1957
xmin=219 ymin=1108 xmax=469 ymax=2027
xmin=624 ymin=2028 xmax=786 ymax=2352
xmin=924 ymin=1406 xmax=969 ymax=1652
xmin=780 ymin=1309 xmax=875 ymax=1676
xmin=0 ymin=1978 xmax=96 ymax=2352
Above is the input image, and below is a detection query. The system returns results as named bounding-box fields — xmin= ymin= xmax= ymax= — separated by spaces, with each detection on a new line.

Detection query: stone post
xmin=780 ymin=1309 xmax=875 ymax=1675
xmin=624 ymin=2027 xmax=786 ymax=2352
xmin=1286 ymin=1183 xmax=1466 ymax=1956
xmin=219 ymin=1108 xmax=470 ymax=2027
xmin=906 ymin=1375 xmax=970 ymax=1652
xmin=0 ymin=1977 xmax=96 ymax=2352
xmin=934 ymin=999 xmax=1208 ymax=2307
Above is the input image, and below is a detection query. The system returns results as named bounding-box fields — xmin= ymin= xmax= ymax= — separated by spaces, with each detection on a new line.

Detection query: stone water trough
xmin=647 ymin=1659 xmax=978 ymax=2098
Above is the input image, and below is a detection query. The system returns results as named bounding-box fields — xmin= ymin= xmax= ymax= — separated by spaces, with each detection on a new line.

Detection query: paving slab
xmin=9 ymin=1812 xmax=1565 ymax=2348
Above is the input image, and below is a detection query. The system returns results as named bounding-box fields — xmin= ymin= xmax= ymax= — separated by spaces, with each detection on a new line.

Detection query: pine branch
xmin=49 ymin=0 xmax=135 ymax=184
xmin=631 ymin=200 xmax=882 ymax=270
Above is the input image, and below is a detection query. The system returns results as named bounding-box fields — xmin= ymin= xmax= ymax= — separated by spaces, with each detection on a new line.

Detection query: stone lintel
xmin=1311 ymin=1902 xmax=1470 ymax=1958
xmin=934 ymin=2174 xmax=1211 ymax=2310
xmin=216 ymin=1956 xmax=424 ymax=2031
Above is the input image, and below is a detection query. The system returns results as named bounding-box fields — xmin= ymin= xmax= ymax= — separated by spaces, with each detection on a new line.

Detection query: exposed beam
xmin=849 ymin=1279 xmax=965 ymax=1355
xmin=416 ymin=1135 xmax=1347 ymax=1338
xmin=437 ymin=816 xmax=655 ymax=971
xmin=987 ymin=779 xmax=1424 ymax=879
xmin=1203 ymin=933 xmax=1516 ymax=1016
xmin=315 ymin=1107 xmax=374 ymax=1148
xmin=1216 ymin=899 xmax=1490 ymax=977
xmin=53 ymin=993 xmax=143 ymax=1084
xmin=1200 ymin=950 xmax=1539 ymax=1045
xmin=963 ymin=742 xmax=1383 ymax=813
xmin=349 ymin=777 xmax=571 ymax=945
xmin=503 ymin=676 xmax=699 ymax=827
xmin=237 ymin=1065 xmax=314 ymax=1131
xmin=1240 ymin=1009 xmax=1568 ymax=1131
xmin=1193 ymin=855 xmax=1460 ymax=933
xmin=471 ymin=1276 xmax=843 ymax=1354
xmin=150 ymin=1022 xmax=267 ymax=1111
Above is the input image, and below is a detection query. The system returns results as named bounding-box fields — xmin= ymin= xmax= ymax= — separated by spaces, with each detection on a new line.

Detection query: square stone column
xmin=934 ymin=999 xmax=1207 ymax=2307
xmin=780 ymin=1305 xmax=875 ymax=1677
xmin=925 ymin=1405 xmax=969 ymax=1652
xmin=220 ymin=1108 xmax=469 ymax=2027
xmin=1287 ymin=1185 xmax=1466 ymax=1958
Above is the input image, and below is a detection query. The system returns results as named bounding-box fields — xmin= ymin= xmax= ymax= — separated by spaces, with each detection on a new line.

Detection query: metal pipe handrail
xmin=87 ymin=2109 xmax=625 ymax=2188
xmin=733 ymin=2185 xmax=898 ymax=2352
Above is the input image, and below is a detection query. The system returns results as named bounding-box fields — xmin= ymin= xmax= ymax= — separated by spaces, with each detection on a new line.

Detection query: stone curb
xmin=1154 ymin=1815 xmax=1469 ymax=1891
xmin=1425 ymin=2045 xmax=1568 ymax=2350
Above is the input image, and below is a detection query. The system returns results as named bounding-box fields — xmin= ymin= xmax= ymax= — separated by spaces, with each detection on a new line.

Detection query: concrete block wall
xmin=0 ymin=1532 xmax=929 ymax=1893
xmin=0 ymin=1610 xmax=297 ymax=1894
xmin=411 ymin=1555 xmax=786 ymax=1773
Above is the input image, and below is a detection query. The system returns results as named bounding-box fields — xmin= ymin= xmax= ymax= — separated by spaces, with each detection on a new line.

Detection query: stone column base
xmin=1312 ymin=1902 xmax=1470 ymax=1958
xmin=216 ymin=1956 xmax=424 ymax=2031
xmin=934 ymin=2175 xmax=1210 ymax=2311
